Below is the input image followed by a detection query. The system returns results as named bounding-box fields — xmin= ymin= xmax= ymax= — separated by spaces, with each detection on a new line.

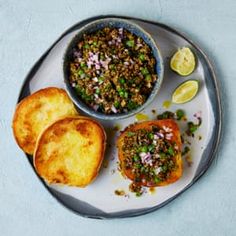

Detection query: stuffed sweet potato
xmin=117 ymin=119 xmax=182 ymax=190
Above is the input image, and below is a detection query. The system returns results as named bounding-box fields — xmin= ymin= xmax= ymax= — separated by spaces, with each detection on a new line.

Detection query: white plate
xmin=18 ymin=16 xmax=222 ymax=219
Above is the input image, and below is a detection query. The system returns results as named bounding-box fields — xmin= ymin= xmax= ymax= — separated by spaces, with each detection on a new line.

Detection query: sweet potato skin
xmin=117 ymin=119 xmax=182 ymax=187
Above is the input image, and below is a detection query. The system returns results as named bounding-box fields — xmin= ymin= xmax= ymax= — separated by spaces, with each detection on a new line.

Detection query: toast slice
xmin=34 ymin=116 xmax=106 ymax=187
xmin=12 ymin=87 xmax=78 ymax=154
xmin=117 ymin=119 xmax=182 ymax=187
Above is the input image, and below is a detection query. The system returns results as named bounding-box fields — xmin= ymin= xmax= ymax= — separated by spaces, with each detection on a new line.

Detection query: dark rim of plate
xmin=16 ymin=15 xmax=222 ymax=219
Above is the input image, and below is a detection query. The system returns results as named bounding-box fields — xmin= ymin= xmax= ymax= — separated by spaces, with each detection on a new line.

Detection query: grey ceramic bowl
xmin=63 ymin=18 xmax=164 ymax=120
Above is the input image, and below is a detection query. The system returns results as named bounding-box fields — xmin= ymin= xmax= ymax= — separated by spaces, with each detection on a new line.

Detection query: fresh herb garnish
xmin=176 ymin=109 xmax=185 ymax=120
xmin=182 ymin=146 xmax=190 ymax=155
xmin=157 ymin=111 xmax=175 ymax=120
xmin=186 ymin=122 xmax=199 ymax=136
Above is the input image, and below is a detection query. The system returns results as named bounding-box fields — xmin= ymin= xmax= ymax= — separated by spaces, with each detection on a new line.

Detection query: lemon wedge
xmin=172 ymin=80 xmax=199 ymax=104
xmin=170 ymin=47 xmax=196 ymax=76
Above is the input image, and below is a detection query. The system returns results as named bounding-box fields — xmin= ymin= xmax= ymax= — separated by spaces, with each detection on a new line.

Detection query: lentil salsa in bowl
xmin=64 ymin=18 xmax=164 ymax=120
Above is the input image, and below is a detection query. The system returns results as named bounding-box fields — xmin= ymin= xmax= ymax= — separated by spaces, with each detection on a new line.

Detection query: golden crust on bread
xmin=34 ymin=116 xmax=106 ymax=187
xmin=117 ymin=119 xmax=182 ymax=187
xmin=12 ymin=87 xmax=78 ymax=154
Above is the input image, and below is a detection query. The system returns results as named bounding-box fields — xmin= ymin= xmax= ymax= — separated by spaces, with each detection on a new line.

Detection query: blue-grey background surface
xmin=0 ymin=0 xmax=235 ymax=235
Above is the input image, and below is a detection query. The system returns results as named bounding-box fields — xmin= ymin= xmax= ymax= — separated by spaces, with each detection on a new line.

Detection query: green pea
xmin=75 ymin=86 xmax=81 ymax=94
xmin=118 ymin=89 xmax=127 ymax=98
xmin=77 ymin=69 xmax=84 ymax=76
xmin=168 ymin=146 xmax=174 ymax=156
xmin=154 ymin=176 xmax=161 ymax=183
xmin=80 ymin=62 xmax=86 ymax=68
xmin=148 ymin=144 xmax=155 ymax=152
xmin=127 ymin=101 xmax=137 ymax=110
xmin=162 ymin=165 xmax=168 ymax=173
xmin=141 ymin=67 xmax=149 ymax=75
xmin=139 ymin=54 xmax=145 ymax=61
xmin=119 ymin=77 xmax=125 ymax=84
xmin=126 ymin=40 xmax=135 ymax=47
xmin=84 ymin=43 xmax=90 ymax=49
xmin=127 ymin=131 xmax=135 ymax=137
xmin=114 ymin=101 xmax=120 ymax=108
xmin=133 ymin=155 xmax=139 ymax=162
xmin=95 ymin=88 xmax=100 ymax=94
xmin=190 ymin=125 xmax=198 ymax=133
xmin=148 ymin=133 xmax=154 ymax=140
xmin=98 ymin=77 xmax=104 ymax=82
xmin=134 ymin=163 xmax=142 ymax=169
xmin=145 ymin=74 xmax=152 ymax=81
xmin=140 ymin=146 xmax=148 ymax=153
xmin=93 ymin=41 xmax=97 ymax=46
xmin=119 ymin=90 xmax=124 ymax=97
xmin=124 ymin=91 xmax=129 ymax=98
xmin=81 ymin=90 xmax=92 ymax=101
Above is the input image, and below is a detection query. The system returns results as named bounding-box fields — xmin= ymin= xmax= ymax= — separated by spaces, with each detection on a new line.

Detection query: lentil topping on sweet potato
xmin=117 ymin=120 xmax=182 ymax=196
xmin=69 ymin=27 xmax=158 ymax=114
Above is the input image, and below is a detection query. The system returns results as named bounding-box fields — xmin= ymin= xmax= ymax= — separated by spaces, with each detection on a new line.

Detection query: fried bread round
xmin=34 ymin=116 xmax=106 ymax=187
xmin=12 ymin=87 xmax=78 ymax=154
